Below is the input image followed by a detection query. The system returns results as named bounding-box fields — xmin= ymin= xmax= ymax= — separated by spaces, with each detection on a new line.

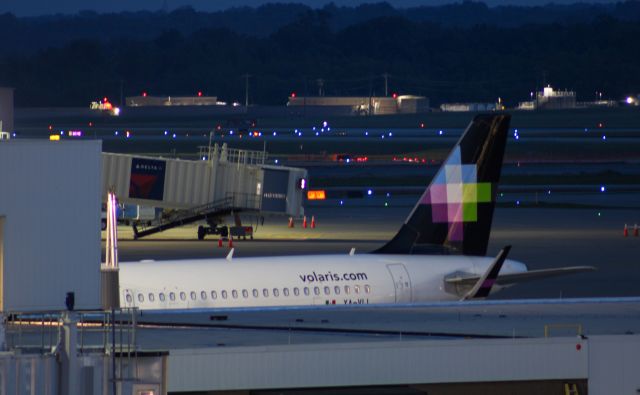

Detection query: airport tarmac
xmin=109 ymin=204 xmax=640 ymax=300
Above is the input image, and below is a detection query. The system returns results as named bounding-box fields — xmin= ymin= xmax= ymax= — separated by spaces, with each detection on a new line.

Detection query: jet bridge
xmin=102 ymin=144 xmax=306 ymax=238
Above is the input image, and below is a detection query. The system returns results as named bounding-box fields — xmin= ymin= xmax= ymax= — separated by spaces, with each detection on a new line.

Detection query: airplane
xmin=117 ymin=114 xmax=595 ymax=310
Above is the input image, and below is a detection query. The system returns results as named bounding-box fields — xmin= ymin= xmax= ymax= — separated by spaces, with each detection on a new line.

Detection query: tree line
xmin=1 ymin=2 xmax=639 ymax=107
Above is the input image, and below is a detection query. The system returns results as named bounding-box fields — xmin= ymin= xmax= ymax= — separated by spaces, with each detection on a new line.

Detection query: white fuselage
xmin=118 ymin=254 xmax=528 ymax=310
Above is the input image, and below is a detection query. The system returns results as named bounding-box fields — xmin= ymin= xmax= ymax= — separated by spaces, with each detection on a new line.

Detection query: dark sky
xmin=0 ymin=0 xmax=618 ymax=17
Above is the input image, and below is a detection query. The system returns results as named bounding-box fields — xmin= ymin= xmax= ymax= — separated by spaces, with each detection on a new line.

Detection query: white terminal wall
xmin=0 ymin=140 xmax=101 ymax=312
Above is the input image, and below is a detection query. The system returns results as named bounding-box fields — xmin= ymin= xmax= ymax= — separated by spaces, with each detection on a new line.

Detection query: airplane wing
xmin=446 ymin=266 xmax=596 ymax=288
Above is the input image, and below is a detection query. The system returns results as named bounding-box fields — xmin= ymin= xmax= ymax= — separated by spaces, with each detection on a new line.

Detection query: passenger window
xmin=273 ymin=288 xmax=280 ymax=297
xmin=304 ymin=287 xmax=310 ymax=296
xmin=334 ymin=286 xmax=341 ymax=295
xmin=126 ymin=294 xmax=132 ymax=303
xmin=148 ymin=293 xmax=155 ymax=302
xmin=221 ymin=290 xmax=228 ymax=299
xmin=201 ymin=291 xmax=207 ymax=300
xmin=190 ymin=291 xmax=197 ymax=300
xmin=169 ymin=292 xmax=176 ymax=301
xmin=364 ymin=285 xmax=371 ymax=294
xmin=354 ymin=285 xmax=360 ymax=294
xmin=314 ymin=287 xmax=320 ymax=296
xmin=138 ymin=294 xmax=144 ymax=303
xmin=344 ymin=285 xmax=351 ymax=294
xmin=324 ymin=286 xmax=330 ymax=295
xmin=293 ymin=287 xmax=300 ymax=296
xmin=242 ymin=289 xmax=249 ymax=298
xmin=263 ymin=288 xmax=269 ymax=297
xmin=159 ymin=293 xmax=165 ymax=302
xmin=232 ymin=290 xmax=238 ymax=299
xmin=211 ymin=290 xmax=218 ymax=300
xmin=180 ymin=292 xmax=186 ymax=301
xmin=252 ymin=289 xmax=259 ymax=298
xmin=283 ymin=288 xmax=290 ymax=297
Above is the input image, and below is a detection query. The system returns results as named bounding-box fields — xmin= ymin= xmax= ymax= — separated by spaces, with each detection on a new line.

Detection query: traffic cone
xmin=228 ymin=237 xmax=233 ymax=248
xmin=635 ymin=224 xmax=639 ymax=237
xmin=624 ymin=224 xmax=629 ymax=237
xmin=311 ymin=215 xmax=316 ymax=229
xmin=288 ymin=217 xmax=294 ymax=228
xmin=218 ymin=238 xmax=223 ymax=248
xmin=303 ymin=216 xmax=308 ymax=228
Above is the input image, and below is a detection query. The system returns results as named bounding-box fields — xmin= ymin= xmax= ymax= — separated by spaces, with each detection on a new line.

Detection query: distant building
xmin=0 ymin=87 xmax=14 ymax=138
xmin=127 ymin=95 xmax=224 ymax=107
xmin=440 ymin=102 xmax=502 ymax=112
xmin=286 ymin=95 xmax=430 ymax=115
xmin=518 ymin=85 xmax=576 ymax=110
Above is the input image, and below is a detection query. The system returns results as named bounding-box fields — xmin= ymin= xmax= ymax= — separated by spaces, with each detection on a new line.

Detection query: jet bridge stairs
xmin=132 ymin=193 xmax=260 ymax=240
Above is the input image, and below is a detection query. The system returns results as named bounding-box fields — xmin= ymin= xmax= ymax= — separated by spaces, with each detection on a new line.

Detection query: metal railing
xmin=198 ymin=144 xmax=267 ymax=166
xmin=4 ymin=309 xmax=138 ymax=356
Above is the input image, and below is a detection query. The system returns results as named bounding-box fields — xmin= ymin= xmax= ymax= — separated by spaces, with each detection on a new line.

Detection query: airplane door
xmin=123 ymin=289 xmax=136 ymax=308
xmin=386 ymin=264 xmax=412 ymax=303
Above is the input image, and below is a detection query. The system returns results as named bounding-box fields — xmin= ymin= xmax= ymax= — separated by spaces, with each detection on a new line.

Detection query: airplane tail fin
xmin=374 ymin=114 xmax=510 ymax=256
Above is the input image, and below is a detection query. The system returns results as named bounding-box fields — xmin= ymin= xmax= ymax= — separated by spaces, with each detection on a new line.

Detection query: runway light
xmin=602 ymin=135 xmax=606 ymax=140
xmin=340 ymin=200 xmax=344 ymax=206
xmin=164 ymin=130 xmax=168 ymax=136
xmin=274 ymin=159 xmax=279 ymax=164
xmin=172 ymin=133 xmax=176 ymax=139
xmin=600 ymin=185 xmax=606 ymax=192
xmin=367 ymin=189 xmax=373 ymax=196
xmin=438 ymin=130 xmax=443 ymax=135
xmin=322 ymin=121 xmax=328 ymax=128
xmin=273 ymin=131 xmax=277 ymax=136
xmin=388 ymin=132 xmax=392 ymax=137
xmin=365 ymin=132 xmax=369 ymax=136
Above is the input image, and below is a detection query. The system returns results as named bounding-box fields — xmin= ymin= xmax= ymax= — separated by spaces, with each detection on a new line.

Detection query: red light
xmin=198 ymin=91 xmax=203 ymax=97
xmin=103 ymin=97 xmax=108 ymax=103
xmin=291 ymin=92 xmax=296 ymax=98
xmin=420 ymin=122 xmax=425 ymax=128
xmin=392 ymin=93 xmax=398 ymax=99
xmin=142 ymin=92 xmax=148 ymax=97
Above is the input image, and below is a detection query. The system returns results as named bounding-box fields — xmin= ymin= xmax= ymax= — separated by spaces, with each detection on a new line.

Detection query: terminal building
xmin=126 ymin=94 xmax=222 ymax=107
xmin=286 ymin=95 xmax=430 ymax=116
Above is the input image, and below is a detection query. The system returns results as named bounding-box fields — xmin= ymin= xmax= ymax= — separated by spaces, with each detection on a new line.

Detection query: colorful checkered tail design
xmin=374 ymin=114 xmax=510 ymax=256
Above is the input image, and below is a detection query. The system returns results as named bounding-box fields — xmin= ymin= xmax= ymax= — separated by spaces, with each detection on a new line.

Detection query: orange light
xmin=307 ymin=190 xmax=326 ymax=200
